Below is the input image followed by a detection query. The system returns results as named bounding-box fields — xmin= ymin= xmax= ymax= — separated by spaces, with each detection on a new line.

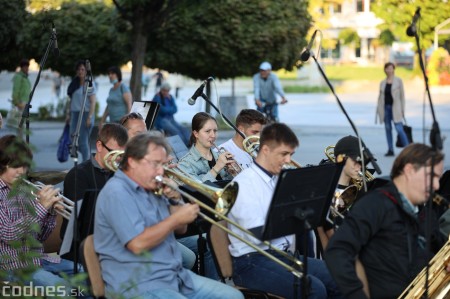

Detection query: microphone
xmin=188 ymin=77 xmax=214 ymax=105
xmin=51 ymin=22 xmax=59 ymax=57
xmin=300 ymin=30 xmax=318 ymax=62
xmin=406 ymin=7 xmax=421 ymax=37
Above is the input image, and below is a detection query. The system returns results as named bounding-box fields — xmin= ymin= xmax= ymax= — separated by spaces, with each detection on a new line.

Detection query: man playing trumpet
xmin=0 ymin=135 xmax=77 ymax=290
xmin=94 ymin=132 xmax=243 ymax=299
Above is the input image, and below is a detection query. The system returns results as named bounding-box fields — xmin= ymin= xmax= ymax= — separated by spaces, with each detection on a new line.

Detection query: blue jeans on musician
xmin=4 ymin=259 xmax=88 ymax=298
xmin=70 ymin=111 xmax=94 ymax=162
xmin=178 ymin=235 xmax=219 ymax=281
xmin=257 ymin=101 xmax=279 ymax=122
xmin=139 ymin=270 xmax=244 ymax=299
xmin=384 ymin=105 xmax=409 ymax=152
xmin=233 ymin=250 xmax=342 ymax=299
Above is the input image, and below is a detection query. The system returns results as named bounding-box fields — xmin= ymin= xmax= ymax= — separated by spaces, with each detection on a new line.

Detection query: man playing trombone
xmin=94 ymin=132 xmax=243 ymax=299
xmin=227 ymin=123 xmax=342 ymax=299
xmin=219 ymin=109 xmax=266 ymax=169
xmin=0 ymin=135 xmax=78 ymax=291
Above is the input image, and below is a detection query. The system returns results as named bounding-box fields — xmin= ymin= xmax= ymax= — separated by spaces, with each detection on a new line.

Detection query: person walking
xmin=99 ymin=66 xmax=132 ymax=128
xmin=376 ymin=62 xmax=409 ymax=156
xmin=10 ymin=59 xmax=31 ymax=135
xmin=253 ymin=61 xmax=287 ymax=122
xmin=66 ymin=60 xmax=97 ymax=162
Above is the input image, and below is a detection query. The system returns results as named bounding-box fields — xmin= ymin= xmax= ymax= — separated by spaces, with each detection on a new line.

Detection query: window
xmin=356 ymin=0 xmax=364 ymax=12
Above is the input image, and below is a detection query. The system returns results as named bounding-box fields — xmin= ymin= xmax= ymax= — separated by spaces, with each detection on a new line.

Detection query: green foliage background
xmin=19 ymin=1 xmax=130 ymax=77
xmin=0 ymin=0 xmax=27 ymax=71
xmin=145 ymin=0 xmax=311 ymax=79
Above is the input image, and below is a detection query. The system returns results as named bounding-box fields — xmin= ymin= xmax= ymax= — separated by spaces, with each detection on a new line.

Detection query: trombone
xmin=22 ymin=179 xmax=74 ymax=220
xmin=243 ymin=135 xmax=301 ymax=168
xmin=104 ymin=150 xmax=304 ymax=278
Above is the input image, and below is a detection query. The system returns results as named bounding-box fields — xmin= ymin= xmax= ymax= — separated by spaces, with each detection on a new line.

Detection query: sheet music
xmin=130 ymin=101 xmax=151 ymax=121
xmin=60 ymin=199 xmax=83 ymax=256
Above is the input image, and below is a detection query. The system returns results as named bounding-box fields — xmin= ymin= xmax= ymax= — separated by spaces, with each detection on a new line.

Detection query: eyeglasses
xmin=100 ymin=141 xmax=113 ymax=152
xmin=120 ymin=112 xmax=144 ymax=126
xmin=142 ymin=158 xmax=165 ymax=169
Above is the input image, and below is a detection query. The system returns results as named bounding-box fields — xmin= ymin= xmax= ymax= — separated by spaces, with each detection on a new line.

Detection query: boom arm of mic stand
xmin=311 ymin=54 xmax=382 ymax=175
xmin=19 ymin=34 xmax=55 ymax=144
xmin=200 ymin=93 xmax=246 ymax=139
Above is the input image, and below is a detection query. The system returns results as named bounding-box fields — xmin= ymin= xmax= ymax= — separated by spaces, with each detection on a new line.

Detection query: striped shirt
xmin=0 ymin=179 xmax=59 ymax=270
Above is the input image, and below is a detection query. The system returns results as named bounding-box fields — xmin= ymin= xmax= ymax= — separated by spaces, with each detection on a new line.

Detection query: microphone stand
xmin=409 ymin=16 xmax=443 ymax=299
xmin=199 ymin=93 xmax=246 ymax=139
xmin=19 ymin=27 xmax=57 ymax=144
xmin=69 ymin=72 xmax=92 ymax=274
xmin=309 ymin=53 xmax=382 ymax=190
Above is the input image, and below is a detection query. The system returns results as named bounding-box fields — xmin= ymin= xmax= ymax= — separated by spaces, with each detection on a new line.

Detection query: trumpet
xmin=243 ymin=135 xmax=301 ymax=169
xmin=212 ymin=143 xmax=243 ymax=177
xmin=104 ymin=149 xmax=304 ymax=278
xmin=22 ymin=179 xmax=74 ymax=220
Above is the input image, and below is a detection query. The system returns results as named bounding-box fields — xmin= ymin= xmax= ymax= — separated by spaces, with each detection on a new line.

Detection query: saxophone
xmin=398 ymin=238 xmax=450 ymax=299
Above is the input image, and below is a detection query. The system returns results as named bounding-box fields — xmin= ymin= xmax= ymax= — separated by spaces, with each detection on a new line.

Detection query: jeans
xmin=233 ymin=250 xmax=342 ymax=299
xmin=139 ymin=270 xmax=243 ymax=299
xmin=178 ymin=235 xmax=219 ymax=280
xmin=4 ymin=259 xmax=87 ymax=298
xmin=384 ymin=105 xmax=409 ymax=152
xmin=178 ymin=241 xmax=197 ymax=270
xmin=257 ymin=101 xmax=279 ymax=122
xmin=70 ymin=111 xmax=94 ymax=162
xmin=159 ymin=117 xmax=190 ymax=146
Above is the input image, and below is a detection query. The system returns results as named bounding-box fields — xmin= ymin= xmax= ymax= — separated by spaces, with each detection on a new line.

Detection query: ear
xmin=127 ymin=156 xmax=138 ymax=170
xmin=193 ymin=130 xmax=199 ymax=139
xmin=95 ymin=140 xmax=103 ymax=153
xmin=403 ymin=163 xmax=416 ymax=178
xmin=260 ymin=144 xmax=270 ymax=155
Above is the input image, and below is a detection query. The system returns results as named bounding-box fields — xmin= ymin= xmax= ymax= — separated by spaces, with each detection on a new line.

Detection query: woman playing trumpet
xmin=178 ymin=112 xmax=236 ymax=182
xmin=0 ymin=135 xmax=78 ymax=290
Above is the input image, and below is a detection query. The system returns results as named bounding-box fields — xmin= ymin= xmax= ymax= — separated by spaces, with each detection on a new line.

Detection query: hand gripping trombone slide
xmin=103 ymin=149 xmax=304 ymax=278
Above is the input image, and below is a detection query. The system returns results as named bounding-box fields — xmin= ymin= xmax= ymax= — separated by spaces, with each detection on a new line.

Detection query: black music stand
xmin=253 ymin=163 xmax=343 ymax=299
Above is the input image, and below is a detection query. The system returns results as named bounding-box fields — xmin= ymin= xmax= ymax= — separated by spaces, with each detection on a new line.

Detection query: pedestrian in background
xmin=99 ymin=66 xmax=132 ymax=129
xmin=376 ymin=62 xmax=409 ymax=157
xmin=66 ymin=60 xmax=97 ymax=162
xmin=152 ymin=68 xmax=164 ymax=93
xmin=10 ymin=59 xmax=31 ymax=135
xmin=253 ymin=61 xmax=287 ymax=123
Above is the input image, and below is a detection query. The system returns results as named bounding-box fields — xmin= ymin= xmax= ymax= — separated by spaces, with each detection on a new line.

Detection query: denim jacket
xmin=177 ymin=145 xmax=233 ymax=182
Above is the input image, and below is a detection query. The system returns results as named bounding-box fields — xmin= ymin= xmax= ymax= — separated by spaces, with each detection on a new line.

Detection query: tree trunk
xmin=130 ymin=12 xmax=148 ymax=102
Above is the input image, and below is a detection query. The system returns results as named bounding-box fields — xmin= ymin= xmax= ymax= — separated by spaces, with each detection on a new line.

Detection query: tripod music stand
xmin=254 ymin=163 xmax=343 ymax=299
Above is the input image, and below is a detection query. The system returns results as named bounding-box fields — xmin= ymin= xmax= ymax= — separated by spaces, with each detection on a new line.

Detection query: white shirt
xmin=228 ymin=163 xmax=293 ymax=257
xmin=219 ymin=138 xmax=253 ymax=170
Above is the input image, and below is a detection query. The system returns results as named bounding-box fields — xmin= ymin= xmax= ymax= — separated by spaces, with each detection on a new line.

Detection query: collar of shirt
xmin=398 ymin=191 xmax=419 ymax=217
xmin=91 ymin=153 xmax=110 ymax=173
xmin=248 ymin=162 xmax=278 ymax=190
xmin=253 ymin=161 xmax=273 ymax=178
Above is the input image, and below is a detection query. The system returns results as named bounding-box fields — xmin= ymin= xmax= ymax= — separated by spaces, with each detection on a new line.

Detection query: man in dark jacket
xmin=325 ymin=143 xmax=445 ymax=299
xmin=60 ymin=123 xmax=128 ymax=260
